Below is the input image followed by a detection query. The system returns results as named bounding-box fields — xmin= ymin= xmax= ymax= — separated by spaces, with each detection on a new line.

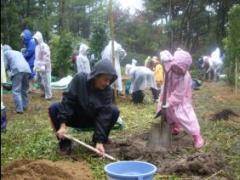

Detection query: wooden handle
xmin=63 ymin=134 xmax=117 ymax=161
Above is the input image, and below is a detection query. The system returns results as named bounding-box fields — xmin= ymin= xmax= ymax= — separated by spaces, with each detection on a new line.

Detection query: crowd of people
xmin=1 ymin=29 xmax=206 ymax=156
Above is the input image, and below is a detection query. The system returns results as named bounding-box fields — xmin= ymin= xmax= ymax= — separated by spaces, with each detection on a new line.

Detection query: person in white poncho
xmin=101 ymin=40 xmax=127 ymax=94
xmin=125 ymin=63 xmax=158 ymax=103
xmin=33 ymin=31 xmax=52 ymax=100
xmin=76 ymin=43 xmax=90 ymax=74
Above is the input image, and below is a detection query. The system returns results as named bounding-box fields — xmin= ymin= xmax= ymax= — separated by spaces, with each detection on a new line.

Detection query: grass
xmin=1 ymin=82 xmax=240 ymax=179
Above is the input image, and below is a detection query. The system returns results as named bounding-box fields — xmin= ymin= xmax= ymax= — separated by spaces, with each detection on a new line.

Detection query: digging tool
xmin=159 ymin=71 xmax=172 ymax=146
xmin=147 ymin=69 xmax=171 ymax=149
xmin=63 ymin=134 xmax=117 ymax=161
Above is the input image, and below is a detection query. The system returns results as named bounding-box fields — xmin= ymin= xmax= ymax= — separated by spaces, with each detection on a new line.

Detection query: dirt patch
xmin=1 ymin=159 xmax=94 ymax=180
xmin=209 ymin=109 xmax=239 ymax=121
xmin=106 ymin=132 xmax=225 ymax=178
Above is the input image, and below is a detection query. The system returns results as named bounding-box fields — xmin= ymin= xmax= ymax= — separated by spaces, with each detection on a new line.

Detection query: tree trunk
xmin=109 ymin=0 xmax=117 ymax=101
xmin=235 ymin=58 xmax=238 ymax=94
xmin=59 ymin=0 xmax=65 ymax=33
xmin=26 ymin=0 xmax=30 ymax=17
xmin=169 ymin=0 xmax=173 ymax=51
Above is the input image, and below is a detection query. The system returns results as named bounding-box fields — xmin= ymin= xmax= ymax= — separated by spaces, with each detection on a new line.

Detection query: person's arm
xmin=92 ymin=88 xmax=113 ymax=155
xmin=43 ymin=44 xmax=51 ymax=64
xmin=23 ymin=43 xmax=35 ymax=60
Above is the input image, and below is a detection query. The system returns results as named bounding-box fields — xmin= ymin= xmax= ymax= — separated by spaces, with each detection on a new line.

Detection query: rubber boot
xmin=193 ymin=134 xmax=204 ymax=148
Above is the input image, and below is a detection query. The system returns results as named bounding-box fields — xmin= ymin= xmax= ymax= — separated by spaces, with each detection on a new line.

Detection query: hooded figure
xmin=156 ymin=49 xmax=204 ymax=148
xmin=3 ymin=45 xmax=31 ymax=113
xmin=33 ymin=31 xmax=52 ymax=100
xmin=20 ymin=29 xmax=36 ymax=79
xmin=101 ymin=40 xmax=127 ymax=93
xmin=209 ymin=47 xmax=223 ymax=81
xmin=125 ymin=64 xmax=158 ymax=103
xmin=48 ymin=60 xmax=119 ymax=155
xmin=76 ymin=43 xmax=90 ymax=74
xmin=1 ymin=45 xmax=7 ymax=130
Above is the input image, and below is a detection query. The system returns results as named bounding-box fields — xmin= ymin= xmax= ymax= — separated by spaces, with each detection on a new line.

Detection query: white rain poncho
xmin=210 ymin=48 xmax=223 ymax=71
xmin=33 ymin=31 xmax=52 ymax=99
xmin=51 ymin=75 xmax=73 ymax=90
xmin=101 ymin=40 xmax=127 ymax=92
xmin=125 ymin=64 xmax=157 ymax=93
xmin=76 ymin=43 xmax=90 ymax=74
xmin=202 ymin=48 xmax=223 ymax=81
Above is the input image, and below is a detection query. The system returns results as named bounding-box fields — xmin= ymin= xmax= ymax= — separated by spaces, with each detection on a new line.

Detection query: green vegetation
xmin=1 ymin=1 xmax=239 ymax=78
xmin=223 ymin=4 xmax=240 ymax=86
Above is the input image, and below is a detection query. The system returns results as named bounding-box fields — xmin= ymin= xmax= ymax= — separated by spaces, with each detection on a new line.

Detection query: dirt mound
xmin=105 ymin=132 xmax=225 ymax=178
xmin=2 ymin=159 xmax=93 ymax=180
xmin=164 ymin=153 xmax=224 ymax=176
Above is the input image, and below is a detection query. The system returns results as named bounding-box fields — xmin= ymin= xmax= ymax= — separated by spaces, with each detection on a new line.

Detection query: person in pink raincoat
xmin=156 ymin=49 xmax=204 ymax=148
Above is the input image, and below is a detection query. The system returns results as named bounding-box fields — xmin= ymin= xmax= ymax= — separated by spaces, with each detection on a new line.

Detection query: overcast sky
xmin=116 ymin=0 xmax=144 ymax=14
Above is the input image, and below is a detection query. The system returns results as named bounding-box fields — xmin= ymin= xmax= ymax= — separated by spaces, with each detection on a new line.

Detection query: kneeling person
xmin=48 ymin=60 xmax=119 ymax=155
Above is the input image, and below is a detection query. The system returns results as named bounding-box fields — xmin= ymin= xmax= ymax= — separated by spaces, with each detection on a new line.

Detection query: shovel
xmin=147 ymin=70 xmax=172 ymax=149
xmin=63 ymin=134 xmax=117 ymax=161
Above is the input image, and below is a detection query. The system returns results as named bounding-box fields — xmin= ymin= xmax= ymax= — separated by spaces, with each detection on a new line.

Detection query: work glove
xmin=162 ymin=102 xmax=169 ymax=109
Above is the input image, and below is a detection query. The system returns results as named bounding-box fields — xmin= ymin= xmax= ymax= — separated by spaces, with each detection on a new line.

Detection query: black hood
xmin=88 ymin=59 xmax=117 ymax=84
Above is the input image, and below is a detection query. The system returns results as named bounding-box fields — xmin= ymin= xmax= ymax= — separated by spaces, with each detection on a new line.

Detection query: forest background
xmin=1 ymin=0 xmax=239 ymax=85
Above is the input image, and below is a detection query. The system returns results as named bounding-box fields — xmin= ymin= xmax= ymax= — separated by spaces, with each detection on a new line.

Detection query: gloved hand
xmin=162 ymin=102 xmax=169 ymax=109
xmin=21 ymin=48 xmax=26 ymax=54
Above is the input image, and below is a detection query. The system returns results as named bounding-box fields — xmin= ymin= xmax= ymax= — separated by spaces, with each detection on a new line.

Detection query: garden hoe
xmin=147 ymin=70 xmax=172 ymax=150
xmin=63 ymin=134 xmax=117 ymax=161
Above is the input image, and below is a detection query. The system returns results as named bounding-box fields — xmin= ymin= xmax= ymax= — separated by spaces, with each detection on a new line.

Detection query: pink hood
xmin=171 ymin=50 xmax=192 ymax=74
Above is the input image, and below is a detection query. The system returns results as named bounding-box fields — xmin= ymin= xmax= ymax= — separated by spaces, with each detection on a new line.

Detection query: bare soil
xmin=105 ymin=132 xmax=226 ymax=179
xmin=1 ymin=159 xmax=94 ymax=180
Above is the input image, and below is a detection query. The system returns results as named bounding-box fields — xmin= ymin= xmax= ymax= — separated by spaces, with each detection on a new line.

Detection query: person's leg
xmin=12 ymin=73 xmax=24 ymax=113
xmin=42 ymin=71 xmax=52 ymax=99
xmin=1 ymin=108 xmax=7 ymax=131
xmin=21 ymin=73 xmax=30 ymax=110
xmin=28 ymin=65 xmax=36 ymax=92
xmin=48 ymin=102 xmax=73 ymax=153
xmin=150 ymin=88 xmax=160 ymax=102
xmin=175 ymin=104 xmax=204 ymax=148
xmin=37 ymin=72 xmax=45 ymax=96
xmin=132 ymin=90 xmax=144 ymax=103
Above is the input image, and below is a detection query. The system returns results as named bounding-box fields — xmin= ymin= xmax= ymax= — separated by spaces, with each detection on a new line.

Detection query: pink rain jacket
xmin=157 ymin=50 xmax=200 ymax=135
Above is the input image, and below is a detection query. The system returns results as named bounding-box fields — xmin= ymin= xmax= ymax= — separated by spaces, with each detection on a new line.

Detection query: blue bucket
xmin=104 ymin=161 xmax=157 ymax=180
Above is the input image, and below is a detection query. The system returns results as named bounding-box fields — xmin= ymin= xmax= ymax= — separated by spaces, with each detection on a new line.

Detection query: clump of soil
xmin=105 ymin=132 xmax=225 ymax=178
xmin=1 ymin=159 xmax=93 ymax=180
xmin=209 ymin=109 xmax=239 ymax=121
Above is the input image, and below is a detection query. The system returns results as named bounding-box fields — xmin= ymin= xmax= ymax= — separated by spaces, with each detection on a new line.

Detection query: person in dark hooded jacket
xmin=20 ymin=29 xmax=36 ymax=92
xmin=48 ymin=60 xmax=119 ymax=155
